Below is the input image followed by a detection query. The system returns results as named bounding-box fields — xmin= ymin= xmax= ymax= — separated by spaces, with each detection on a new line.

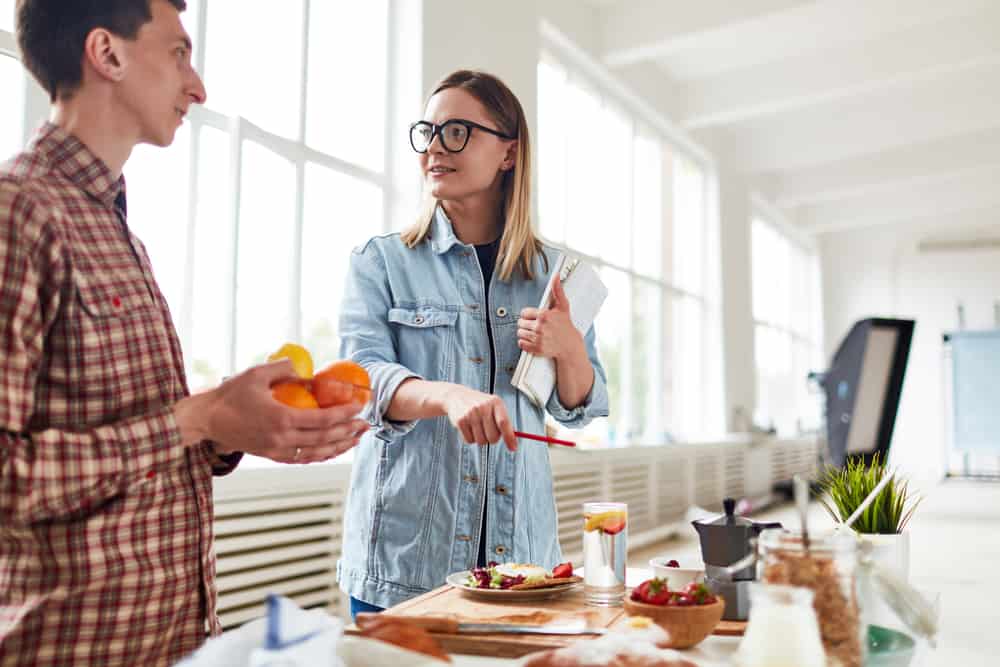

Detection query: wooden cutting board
xmin=345 ymin=584 xmax=747 ymax=658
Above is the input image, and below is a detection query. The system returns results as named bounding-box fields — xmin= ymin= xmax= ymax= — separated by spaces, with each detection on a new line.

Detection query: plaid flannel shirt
xmin=0 ymin=123 xmax=240 ymax=666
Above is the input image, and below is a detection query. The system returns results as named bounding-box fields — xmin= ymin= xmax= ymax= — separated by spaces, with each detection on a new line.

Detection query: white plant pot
xmin=857 ymin=532 xmax=910 ymax=630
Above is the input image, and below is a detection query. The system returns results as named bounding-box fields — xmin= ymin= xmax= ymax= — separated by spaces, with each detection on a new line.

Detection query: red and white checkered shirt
xmin=0 ymin=124 xmax=239 ymax=666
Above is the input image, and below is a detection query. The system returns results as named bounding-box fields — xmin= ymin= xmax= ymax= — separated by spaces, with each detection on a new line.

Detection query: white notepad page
xmin=511 ymin=253 xmax=608 ymax=406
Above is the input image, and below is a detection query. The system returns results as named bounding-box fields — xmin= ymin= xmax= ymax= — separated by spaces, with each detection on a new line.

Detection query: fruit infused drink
xmin=582 ymin=502 xmax=627 ymax=606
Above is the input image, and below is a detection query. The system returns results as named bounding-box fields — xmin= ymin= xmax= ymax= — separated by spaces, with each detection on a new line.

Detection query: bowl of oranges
xmin=268 ymin=343 xmax=372 ymax=409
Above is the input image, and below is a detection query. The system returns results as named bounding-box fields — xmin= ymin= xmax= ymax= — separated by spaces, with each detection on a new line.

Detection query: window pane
xmin=300 ymin=163 xmax=384 ymax=366
xmin=584 ymin=267 xmax=630 ymax=447
xmin=188 ymin=126 xmax=234 ymax=390
xmin=124 ymin=126 xmax=191 ymax=317
xmin=674 ymin=157 xmax=705 ymax=294
xmin=632 ymin=134 xmax=661 ymax=278
xmin=0 ymin=54 xmax=24 ymax=158
xmin=672 ymin=296 xmax=704 ymax=439
xmin=564 ymin=81 xmax=602 ymax=259
xmin=631 ymin=279 xmax=663 ymax=443
xmin=595 ymin=103 xmax=631 ymax=266
xmin=234 ymin=141 xmax=296 ymax=370
xmin=204 ymin=1 xmax=304 ymax=138
xmin=0 ymin=0 xmax=12 ymax=32
xmin=754 ymin=324 xmax=793 ymax=433
xmin=306 ymin=0 xmax=387 ymax=171
xmin=181 ymin=0 xmax=200 ymax=49
xmin=537 ymin=60 xmax=567 ymax=244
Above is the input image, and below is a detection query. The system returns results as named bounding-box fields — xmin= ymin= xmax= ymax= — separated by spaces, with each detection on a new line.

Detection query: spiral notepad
xmin=511 ymin=253 xmax=608 ymax=406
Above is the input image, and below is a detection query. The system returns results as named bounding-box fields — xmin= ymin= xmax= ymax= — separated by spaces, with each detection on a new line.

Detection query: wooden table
xmin=346 ymin=580 xmax=746 ymax=660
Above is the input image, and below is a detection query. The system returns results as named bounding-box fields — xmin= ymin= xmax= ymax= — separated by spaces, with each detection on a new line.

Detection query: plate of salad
xmin=446 ymin=561 xmax=581 ymax=601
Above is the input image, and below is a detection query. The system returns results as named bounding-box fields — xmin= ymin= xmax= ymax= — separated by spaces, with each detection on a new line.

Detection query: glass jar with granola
xmin=758 ymin=528 xmax=864 ymax=667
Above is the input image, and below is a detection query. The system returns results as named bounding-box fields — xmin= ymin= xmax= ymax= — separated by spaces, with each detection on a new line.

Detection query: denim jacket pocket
xmin=387 ymin=306 xmax=459 ymax=380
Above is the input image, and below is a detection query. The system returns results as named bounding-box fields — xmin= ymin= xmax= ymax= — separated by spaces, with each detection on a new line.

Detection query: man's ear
xmin=83 ymin=28 xmax=127 ymax=83
xmin=501 ymin=140 xmax=518 ymax=171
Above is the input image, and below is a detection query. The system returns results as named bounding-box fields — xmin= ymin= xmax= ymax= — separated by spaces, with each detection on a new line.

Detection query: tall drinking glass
xmin=582 ymin=501 xmax=627 ymax=606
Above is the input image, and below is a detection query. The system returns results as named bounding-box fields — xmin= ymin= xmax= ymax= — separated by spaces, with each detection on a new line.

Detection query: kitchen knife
xmin=356 ymin=613 xmax=606 ymax=636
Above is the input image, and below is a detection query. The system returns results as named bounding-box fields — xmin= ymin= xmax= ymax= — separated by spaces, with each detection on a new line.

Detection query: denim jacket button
xmin=496 ymin=307 xmax=507 ymax=317
xmin=496 ymin=485 xmax=509 ymax=495
xmin=414 ymin=315 xmax=425 ymax=325
xmin=494 ymin=545 xmax=506 ymax=555
xmin=469 ymin=356 xmax=484 ymax=364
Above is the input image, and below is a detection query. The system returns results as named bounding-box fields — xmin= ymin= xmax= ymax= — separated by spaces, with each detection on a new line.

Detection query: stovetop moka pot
xmin=692 ymin=498 xmax=782 ymax=580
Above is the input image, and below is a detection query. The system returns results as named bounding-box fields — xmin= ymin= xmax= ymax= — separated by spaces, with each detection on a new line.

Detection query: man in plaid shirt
xmin=0 ymin=2 xmax=370 ymax=665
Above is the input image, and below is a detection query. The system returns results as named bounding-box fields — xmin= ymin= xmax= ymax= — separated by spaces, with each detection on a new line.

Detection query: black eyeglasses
xmin=409 ymin=118 xmax=516 ymax=154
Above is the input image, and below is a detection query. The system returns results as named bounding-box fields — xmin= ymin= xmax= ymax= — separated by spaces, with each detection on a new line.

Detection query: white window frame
xmin=750 ymin=202 xmax=824 ymax=434
xmin=539 ymin=25 xmax=724 ymax=443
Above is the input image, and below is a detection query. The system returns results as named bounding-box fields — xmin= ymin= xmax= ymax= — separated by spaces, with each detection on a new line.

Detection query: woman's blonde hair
xmin=401 ymin=69 xmax=544 ymax=281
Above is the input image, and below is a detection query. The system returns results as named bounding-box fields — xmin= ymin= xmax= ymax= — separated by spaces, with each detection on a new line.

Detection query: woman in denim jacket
xmin=337 ymin=70 xmax=609 ymax=616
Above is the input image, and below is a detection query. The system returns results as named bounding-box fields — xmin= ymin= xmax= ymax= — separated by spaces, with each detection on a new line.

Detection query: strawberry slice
xmin=602 ymin=518 xmax=626 ymax=535
xmin=551 ymin=562 xmax=573 ymax=579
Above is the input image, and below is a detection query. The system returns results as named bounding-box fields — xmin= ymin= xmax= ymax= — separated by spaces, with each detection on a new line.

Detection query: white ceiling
xmin=576 ymin=0 xmax=1000 ymax=235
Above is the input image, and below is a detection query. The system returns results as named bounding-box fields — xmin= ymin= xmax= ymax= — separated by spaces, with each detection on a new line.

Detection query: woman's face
xmin=418 ymin=88 xmax=515 ymax=202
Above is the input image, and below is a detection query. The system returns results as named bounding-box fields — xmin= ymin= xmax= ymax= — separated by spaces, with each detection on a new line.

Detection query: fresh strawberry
xmin=551 ymin=562 xmax=573 ymax=579
xmin=631 ymin=580 xmax=652 ymax=603
xmin=602 ymin=519 xmax=626 ymax=535
xmin=646 ymin=578 xmax=671 ymax=605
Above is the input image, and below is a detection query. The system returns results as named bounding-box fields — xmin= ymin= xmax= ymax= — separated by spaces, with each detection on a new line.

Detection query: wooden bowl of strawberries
xmin=623 ymin=578 xmax=724 ymax=649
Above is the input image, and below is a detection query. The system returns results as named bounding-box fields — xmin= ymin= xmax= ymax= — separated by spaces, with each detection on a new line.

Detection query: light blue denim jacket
xmin=336 ymin=207 xmax=609 ymax=608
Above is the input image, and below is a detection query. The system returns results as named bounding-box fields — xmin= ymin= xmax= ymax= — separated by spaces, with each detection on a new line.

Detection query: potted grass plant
xmin=818 ymin=454 xmax=921 ymax=582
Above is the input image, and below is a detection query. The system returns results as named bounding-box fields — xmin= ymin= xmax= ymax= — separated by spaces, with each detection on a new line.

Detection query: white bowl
xmin=649 ymin=556 xmax=705 ymax=590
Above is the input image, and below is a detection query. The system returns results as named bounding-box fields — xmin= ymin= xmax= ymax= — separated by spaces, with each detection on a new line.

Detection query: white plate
xmin=445 ymin=571 xmax=580 ymax=601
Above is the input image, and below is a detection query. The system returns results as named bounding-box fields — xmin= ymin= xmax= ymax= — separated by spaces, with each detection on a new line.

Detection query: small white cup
xmin=649 ymin=556 xmax=705 ymax=590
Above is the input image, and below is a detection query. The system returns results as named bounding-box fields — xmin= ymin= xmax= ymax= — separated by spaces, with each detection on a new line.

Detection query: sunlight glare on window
xmin=300 ymin=162 xmax=384 ymax=367
xmin=0 ymin=55 xmax=24 ymax=158
xmin=632 ymin=134 xmax=662 ymax=279
xmin=564 ymin=81 xmax=602 ymax=259
xmin=674 ymin=158 xmax=705 ymax=295
xmin=537 ymin=60 xmax=567 ymax=244
xmin=591 ymin=267 xmax=630 ymax=446
xmin=188 ymin=126 xmax=234 ymax=390
xmin=203 ymin=0 xmax=304 ymax=138
xmin=306 ymin=0 xmax=387 ymax=171
xmin=631 ymin=278 xmax=663 ymax=442
xmin=596 ymin=102 xmax=631 ymax=267
xmin=234 ymin=141 xmax=296 ymax=371
xmin=0 ymin=0 xmax=13 ymax=32
xmin=124 ymin=126 xmax=191 ymax=314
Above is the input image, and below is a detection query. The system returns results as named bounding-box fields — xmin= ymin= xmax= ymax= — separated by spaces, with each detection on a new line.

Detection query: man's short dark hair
xmin=16 ymin=0 xmax=187 ymax=102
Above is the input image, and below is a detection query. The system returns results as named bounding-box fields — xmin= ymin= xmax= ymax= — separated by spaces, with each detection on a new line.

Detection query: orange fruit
xmin=272 ymin=382 xmax=319 ymax=409
xmin=313 ymin=360 xmax=372 ymax=408
xmin=268 ymin=343 xmax=314 ymax=379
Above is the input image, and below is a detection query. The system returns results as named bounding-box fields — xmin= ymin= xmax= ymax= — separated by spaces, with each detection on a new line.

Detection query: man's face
xmin=116 ymin=0 xmax=206 ymax=147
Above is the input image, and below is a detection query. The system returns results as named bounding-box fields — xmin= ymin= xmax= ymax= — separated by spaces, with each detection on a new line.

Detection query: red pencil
xmin=514 ymin=431 xmax=577 ymax=447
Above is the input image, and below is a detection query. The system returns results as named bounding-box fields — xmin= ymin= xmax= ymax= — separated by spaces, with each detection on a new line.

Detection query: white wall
xmin=821 ymin=221 xmax=1000 ymax=479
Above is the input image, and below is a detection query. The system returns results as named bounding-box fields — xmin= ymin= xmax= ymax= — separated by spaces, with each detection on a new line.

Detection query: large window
xmin=751 ymin=218 xmax=823 ymax=435
xmin=538 ymin=55 xmax=724 ymax=445
xmin=122 ymin=1 xmax=391 ymax=391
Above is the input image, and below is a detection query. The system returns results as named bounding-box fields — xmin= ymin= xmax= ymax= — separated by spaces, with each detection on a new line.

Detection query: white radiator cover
xmin=212 ymin=436 xmax=817 ymax=627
